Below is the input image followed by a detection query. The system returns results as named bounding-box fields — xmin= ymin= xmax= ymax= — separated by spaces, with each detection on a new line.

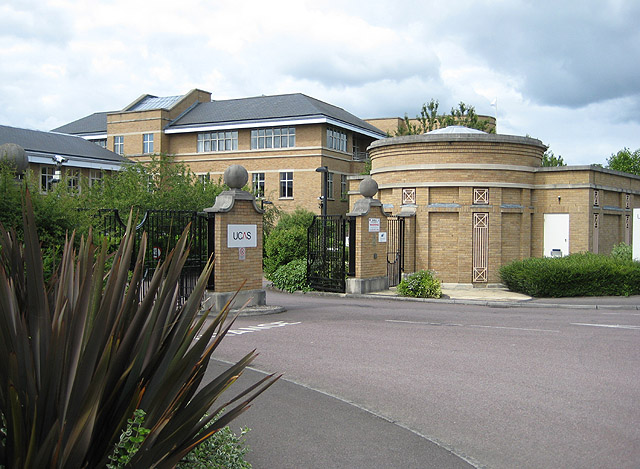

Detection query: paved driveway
xmin=211 ymin=291 xmax=640 ymax=468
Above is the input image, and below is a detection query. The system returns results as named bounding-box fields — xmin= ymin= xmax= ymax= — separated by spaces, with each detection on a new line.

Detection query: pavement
xmin=255 ymin=280 xmax=640 ymax=312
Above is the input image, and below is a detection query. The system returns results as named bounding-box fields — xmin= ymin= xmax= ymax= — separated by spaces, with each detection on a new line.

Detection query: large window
xmin=90 ymin=169 xmax=103 ymax=188
xmin=327 ymin=172 xmax=334 ymax=199
xmin=252 ymin=172 xmax=265 ymax=197
xmin=341 ymin=174 xmax=348 ymax=200
xmin=114 ymin=136 xmax=124 ymax=155
xmin=143 ymin=133 xmax=154 ymax=154
xmin=251 ymin=128 xmax=295 ymax=149
xmin=67 ymin=169 xmax=79 ymax=191
xmin=327 ymin=127 xmax=347 ymax=152
xmin=41 ymin=166 xmax=54 ymax=193
xmin=279 ymin=171 xmax=293 ymax=198
xmin=197 ymin=131 xmax=238 ymax=152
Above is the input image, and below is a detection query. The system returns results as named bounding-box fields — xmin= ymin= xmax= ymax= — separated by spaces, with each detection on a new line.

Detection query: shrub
xmin=397 ymin=270 xmax=442 ymax=298
xmin=611 ymin=242 xmax=632 ymax=262
xmin=177 ymin=421 xmax=251 ymax=469
xmin=0 ymin=191 xmax=278 ymax=468
xmin=263 ymin=208 xmax=314 ymax=278
xmin=270 ymin=258 xmax=312 ymax=293
xmin=499 ymin=253 xmax=640 ymax=297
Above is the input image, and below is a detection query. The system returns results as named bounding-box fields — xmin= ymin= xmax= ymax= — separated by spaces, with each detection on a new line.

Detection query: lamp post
xmin=315 ymin=166 xmax=328 ymax=217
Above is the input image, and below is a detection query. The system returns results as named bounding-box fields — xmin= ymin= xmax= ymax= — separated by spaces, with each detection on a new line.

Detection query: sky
xmin=1 ymin=0 xmax=639 ymax=166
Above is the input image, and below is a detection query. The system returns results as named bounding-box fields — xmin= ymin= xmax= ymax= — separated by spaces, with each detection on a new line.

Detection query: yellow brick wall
xmin=213 ymin=199 xmax=263 ymax=292
xmin=428 ymin=212 xmax=459 ymax=282
xmin=353 ymin=205 xmax=388 ymax=279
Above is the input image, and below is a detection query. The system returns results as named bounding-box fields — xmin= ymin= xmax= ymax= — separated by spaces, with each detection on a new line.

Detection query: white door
xmin=544 ymin=214 xmax=569 ymax=257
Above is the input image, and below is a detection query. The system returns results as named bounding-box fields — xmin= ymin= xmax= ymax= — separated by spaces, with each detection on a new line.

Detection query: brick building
xmin=355 ymin=126 xmax=640 ymax=284
xmin=0 ymin=124 xmax=127 ymax=192
xmin=54 ymin=89 xmax=385 ymax=215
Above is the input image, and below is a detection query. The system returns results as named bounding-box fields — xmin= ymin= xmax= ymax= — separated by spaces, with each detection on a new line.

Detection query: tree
xmin=541 ymin=150 xmax=566 ymax=167
xmin=607 ymin=147 xmax=640 ymax=176
xmin=393 ymin=99 xmax=494 ymax=136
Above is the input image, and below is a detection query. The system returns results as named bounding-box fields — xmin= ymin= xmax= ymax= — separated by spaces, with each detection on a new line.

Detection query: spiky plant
xmin=0 ymin=191 xmax=278 ymax=468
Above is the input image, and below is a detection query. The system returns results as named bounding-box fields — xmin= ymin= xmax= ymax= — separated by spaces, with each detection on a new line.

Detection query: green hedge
xmin=499 ymin=253 xmax=640 ymax=297
xmin=397 ymin=270 xmax=442 ymax=298
xmin=270 ymin=258 xmax=311 ymax=293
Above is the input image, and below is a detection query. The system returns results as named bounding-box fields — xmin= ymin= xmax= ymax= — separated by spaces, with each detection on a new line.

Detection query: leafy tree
xmin=393 ymin=99 xmax=494 ymax=136
xmin=541 ymin=150 xmax=566 ymax=167
xmin=84 ymin=154 xmax=224 ymax=212
xmin=263 ymin=208 xmax=314 ymax=278
xmin=607 ymin=147 xmax=640 ymax=175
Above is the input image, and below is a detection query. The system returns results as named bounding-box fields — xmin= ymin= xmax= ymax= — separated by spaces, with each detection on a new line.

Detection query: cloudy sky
xmin=1 ymin=0 xmax=639 ymax=165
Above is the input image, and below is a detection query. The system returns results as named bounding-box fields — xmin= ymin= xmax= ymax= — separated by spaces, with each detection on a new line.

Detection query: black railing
xmin=94 ymin=209 xmax=212 ymax=305
xmin=307 ymin=215 xmax=350 ymax=293
xmin=387 ymin=216 xmax=405 ymax=287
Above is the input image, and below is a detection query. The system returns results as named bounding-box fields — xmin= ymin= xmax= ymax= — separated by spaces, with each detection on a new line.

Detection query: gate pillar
xmin=203 ymin=165 xmax=265 ymax=311
xmin=346 ymin=177 xmax=390 ymax=294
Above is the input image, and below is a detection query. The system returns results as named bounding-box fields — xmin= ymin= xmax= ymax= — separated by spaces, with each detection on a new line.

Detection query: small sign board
xmin=378 ymin=231 xmax=387 ymax=243
xmin=227 ymin=224 xmax=257 ymax=248
xmin=368 ymin=218 xmax=380 ymax=232
xmin=239 ymin=247 xmax=246 ymax=260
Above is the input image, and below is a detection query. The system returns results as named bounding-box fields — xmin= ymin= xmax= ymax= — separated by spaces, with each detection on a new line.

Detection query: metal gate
xmin=307 ymin=215 xmax=354 ymax=292
xmin=96 ymin=209 xmax=212 ymax=304
xmin=387 ymin=216 xmax=405 ymax=287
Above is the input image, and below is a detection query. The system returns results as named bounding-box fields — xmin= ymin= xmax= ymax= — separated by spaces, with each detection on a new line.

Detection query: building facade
xmin=0 ymin=125 xmax=127 ymax=192
xmin=54 ymin=89 xmax=386 ymax=215
xmin=353 ymin=126 xmax=640 ymax=284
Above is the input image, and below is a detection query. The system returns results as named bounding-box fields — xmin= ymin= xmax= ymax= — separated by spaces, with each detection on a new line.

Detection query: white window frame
xmin=327 ymin=172 xmax=334 ymax=200
xmin=251 ymin=127 xmax=295 ymax=150
xmin=67 ymin=169 xmax=80 ymax=191
xmin=197 ymin=131 xmax=238 ymax=152
xmin=41 ymin=166 xmax=54 ymax=193
xmin=327 ymin=127 xmax=347 ymax=152
xmin=89 ymin=169 xmax=103 ymax=188
xmin=252 ymin=172 xmax=265 ymax=197
xmin=114 ymin=136 xmax=124 ymax=155
xmin=143 ymin=133 xmax=154 ymax=154
xmin=279 ymin=171 xmax=293 ymax=198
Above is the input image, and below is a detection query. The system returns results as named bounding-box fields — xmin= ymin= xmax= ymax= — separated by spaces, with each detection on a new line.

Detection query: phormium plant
xmin=0 ymin=191 xmax=279 ymax=468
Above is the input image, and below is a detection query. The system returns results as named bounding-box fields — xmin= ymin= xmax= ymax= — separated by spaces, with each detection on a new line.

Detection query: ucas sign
xmin=227 ymin=224 xmax=258 ymax=248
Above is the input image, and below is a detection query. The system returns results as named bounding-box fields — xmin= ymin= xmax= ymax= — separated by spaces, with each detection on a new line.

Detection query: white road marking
xmin=227 ymin=320 xmax=302 ymax=335
xmin=571 ymin=323 xmax=640 ymax=330
xmin=385 ymin=319 xmax=559 ymax=333
xmin=466 ymin=324 xmax=560 ymax=333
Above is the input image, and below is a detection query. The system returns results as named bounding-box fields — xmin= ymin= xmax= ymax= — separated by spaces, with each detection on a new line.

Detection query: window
xmin=252 ymin=172 xmax=265 ymax=197
xmin=93 ymin=139 xmax=107 ymax=148
xmin=197 ymin=131 xmax=238 ymax=152
xmin=341 ymin=175 xmax=348 ymax=200
xmin=41 ymin=166 xmax=54 ymax=193
xmin=114 ymin=136 xmax=124 ymax=155
xmin=327 ymin=172 xmax=334 ymax=199
xmin=327 ymin=127 xmax=347 ymax=152
xmin=197 ymin=173 xmax=210 ymax=184
xmin=279 ymin=171 xmax=293 ymax=198
xmin=473 ymin=188 xmax=489 ymax=205
xmin=251 ymin=127 xmax=295 ymax=149
xmin=402 ymin=188 xmax=416 ymax=204
xmin=67 ymin=169 xmax=79 ymax=191
xmin=89 ymin=169 xmax=103 ymax=187
xmin=143 ymin=133 xmax=154 ymax=154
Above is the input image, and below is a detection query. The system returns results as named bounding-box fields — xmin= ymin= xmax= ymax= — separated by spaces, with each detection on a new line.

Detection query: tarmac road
xmin=208 ymin=290 xmax=640 ymax=468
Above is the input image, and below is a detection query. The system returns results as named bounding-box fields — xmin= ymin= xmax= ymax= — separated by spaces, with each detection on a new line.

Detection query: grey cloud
xmin=444 ymin=0 xmax=640 ymax=108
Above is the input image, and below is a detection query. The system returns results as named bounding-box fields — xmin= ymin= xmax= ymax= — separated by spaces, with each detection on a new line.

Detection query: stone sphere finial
xmin=0 ymin=143 xmax=28 ymax=175
xmin=224 ymin=164 xmax=248 ymax=189
xmin=359 ymin=177 xmax=378 ymax=198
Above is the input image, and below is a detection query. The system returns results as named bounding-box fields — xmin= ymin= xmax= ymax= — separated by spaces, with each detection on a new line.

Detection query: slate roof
xmin=51 ymin=112 xmax=109 ymax=136
xmin=0 ymin=125 xmax=128 ymax=169
xmin=167 ymin=93 xmax=385 ymax=136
